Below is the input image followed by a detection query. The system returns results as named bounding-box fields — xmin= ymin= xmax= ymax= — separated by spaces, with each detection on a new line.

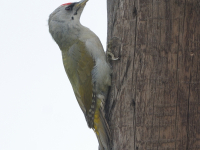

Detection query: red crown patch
xmin=62 ymin=3 xmax=72 ymax=6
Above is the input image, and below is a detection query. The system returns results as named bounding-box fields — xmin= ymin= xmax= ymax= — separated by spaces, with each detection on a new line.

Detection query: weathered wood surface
xmin=106 ymin=0 xmax=200 ymax=149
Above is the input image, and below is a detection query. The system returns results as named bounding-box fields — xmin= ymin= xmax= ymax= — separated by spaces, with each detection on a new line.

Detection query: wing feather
xmin=62 ymin=40 xmax=94 ymax=116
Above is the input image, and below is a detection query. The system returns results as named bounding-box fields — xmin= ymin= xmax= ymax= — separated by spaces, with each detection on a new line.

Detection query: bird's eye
xmin=65 ymin=7 xmax=72 ymax=11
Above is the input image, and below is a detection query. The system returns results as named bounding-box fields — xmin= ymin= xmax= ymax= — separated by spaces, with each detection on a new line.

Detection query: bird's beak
xmin=76 ymin=0 xmax=88 ymax=8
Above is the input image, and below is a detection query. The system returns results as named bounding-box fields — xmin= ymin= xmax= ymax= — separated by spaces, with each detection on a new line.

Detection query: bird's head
xmin=48 ymin=0 xmax=88 ymax=49
xmin=49 ymin=0 xmax=88 ymax=24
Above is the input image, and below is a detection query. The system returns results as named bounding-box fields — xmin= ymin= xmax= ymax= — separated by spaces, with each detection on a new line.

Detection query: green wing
xmin=62 ymin=40 xmax=94 ymax=117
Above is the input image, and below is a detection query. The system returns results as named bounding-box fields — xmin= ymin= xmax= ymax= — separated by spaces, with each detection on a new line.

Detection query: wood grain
xmin=106 ymin=0 xmax=200 ymax=149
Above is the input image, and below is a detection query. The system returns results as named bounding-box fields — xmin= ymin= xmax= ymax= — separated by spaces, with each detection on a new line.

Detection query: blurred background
xmin=0 ymin=0 xmax=107 ymax=149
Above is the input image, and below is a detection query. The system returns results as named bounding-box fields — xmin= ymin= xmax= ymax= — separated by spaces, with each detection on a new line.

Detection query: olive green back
xmin=62 ymin=40 xmax=94 ymax=115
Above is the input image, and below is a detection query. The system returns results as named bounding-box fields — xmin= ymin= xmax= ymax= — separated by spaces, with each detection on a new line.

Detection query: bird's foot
xmin=106 ymin=51 xmax=119 ymax=60
xmin=106 ymin=36 xmax=121 ymax=61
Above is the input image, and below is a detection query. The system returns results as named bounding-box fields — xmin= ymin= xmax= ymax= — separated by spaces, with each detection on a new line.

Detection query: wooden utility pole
xmin=106 ymin=0 xmax=200 ymax=149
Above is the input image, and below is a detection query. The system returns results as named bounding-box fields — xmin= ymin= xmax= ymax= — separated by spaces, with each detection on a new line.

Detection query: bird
xmin=48 ymin=0 xmax=111 ymax=149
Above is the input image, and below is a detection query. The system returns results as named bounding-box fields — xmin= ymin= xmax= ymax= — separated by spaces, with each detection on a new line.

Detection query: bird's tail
xmin=93 ymin=98 xmax=111 ymax=150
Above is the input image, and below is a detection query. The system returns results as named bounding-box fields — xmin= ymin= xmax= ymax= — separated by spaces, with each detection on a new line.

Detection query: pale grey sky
xmin=0 ymin=0 xmax=107 ymax=149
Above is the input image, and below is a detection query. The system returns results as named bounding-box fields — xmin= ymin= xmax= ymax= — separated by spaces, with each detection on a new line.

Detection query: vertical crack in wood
xmin=151 ymin=1 xmax=156 ymax=150
xmin=186 ymin=71 xmax=191 ymax=150
xmin=183 ymin=1 xmax=188 ymax=150
xmin=186 ymin=50 xmax=194 ymax=150
xmin=133 ymin=0 xmax=138 ymax=149
xmin=175 ymin=12 xmax=180 ymax=150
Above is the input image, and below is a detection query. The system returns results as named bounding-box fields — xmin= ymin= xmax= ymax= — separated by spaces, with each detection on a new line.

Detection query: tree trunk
xmin=106 ymin=0 xmax=200 ymax=149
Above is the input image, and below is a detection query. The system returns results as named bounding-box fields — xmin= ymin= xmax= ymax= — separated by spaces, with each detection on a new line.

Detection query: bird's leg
xmin=97 ymin=94 xmax=105 ymax=108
